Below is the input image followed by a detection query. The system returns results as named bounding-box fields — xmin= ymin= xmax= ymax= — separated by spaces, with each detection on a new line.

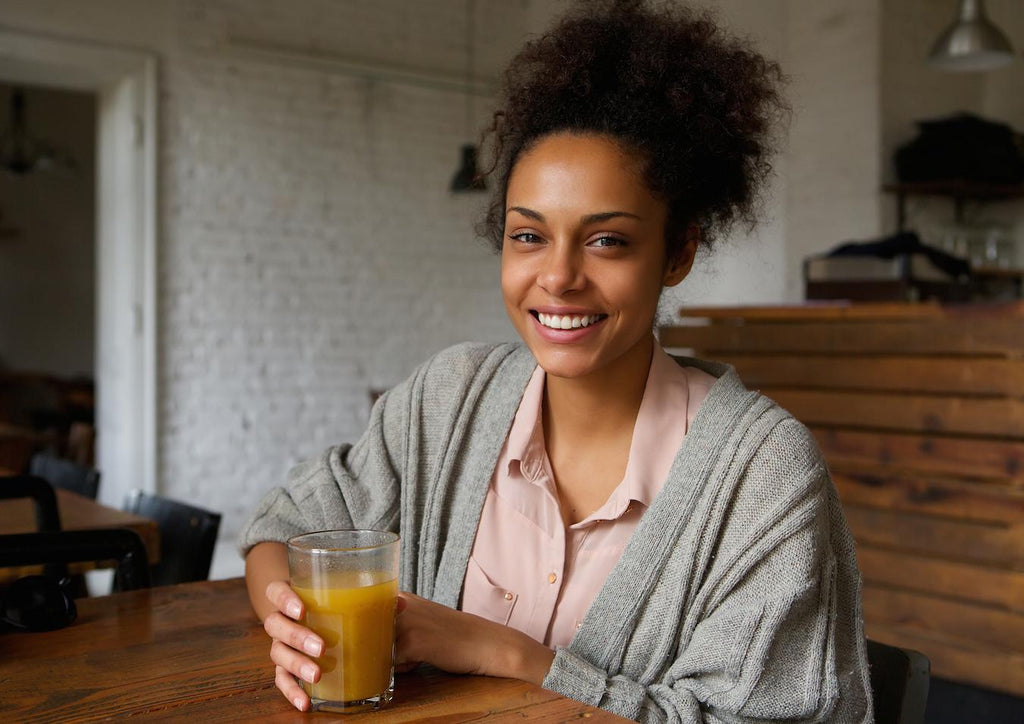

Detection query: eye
xmin=588 ymin=235 xmax=627 ymax=248
xmin=508 ymin=232 xmax=543 ymax=244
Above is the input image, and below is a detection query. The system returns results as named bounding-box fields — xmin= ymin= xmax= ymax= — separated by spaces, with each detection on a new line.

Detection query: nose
xmin=537 ymin=242 xmax=584 ymax=296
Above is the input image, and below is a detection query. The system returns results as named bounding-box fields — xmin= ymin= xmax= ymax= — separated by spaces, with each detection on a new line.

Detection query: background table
xmin=0 ymin=488 xmax=160 ymax=583
xmin=0 ymin=578 xmax=627 ymax=721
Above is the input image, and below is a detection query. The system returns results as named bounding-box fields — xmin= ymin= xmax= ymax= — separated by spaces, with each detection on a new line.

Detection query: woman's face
xmin=501 ymin=133 xmax=694 ymax=381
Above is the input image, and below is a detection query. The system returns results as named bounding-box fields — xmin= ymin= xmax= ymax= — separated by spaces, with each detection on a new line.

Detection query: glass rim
xmin=286 ymin=528 xmax=399 ymax=553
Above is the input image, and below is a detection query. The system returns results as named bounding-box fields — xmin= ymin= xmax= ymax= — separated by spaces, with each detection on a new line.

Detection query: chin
xmin=529 ymin=348 xmax=601 ymax=379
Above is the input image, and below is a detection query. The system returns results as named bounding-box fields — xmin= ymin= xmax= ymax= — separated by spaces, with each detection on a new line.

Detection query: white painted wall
xmin=781 ymin=0 xmax=885 ymax=301
xmin=666 ymin=0 xmax=791 ymax=312
xmin=0 ymin=83 xmax=95 ymax=377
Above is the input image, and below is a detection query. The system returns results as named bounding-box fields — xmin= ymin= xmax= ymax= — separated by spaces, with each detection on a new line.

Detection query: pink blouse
xmin=460 ymin=343 xmax=715 ymax=648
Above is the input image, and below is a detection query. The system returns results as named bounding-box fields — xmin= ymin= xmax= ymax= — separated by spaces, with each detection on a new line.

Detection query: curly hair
xmin=480 ymin=0 xmax=788 ymax=261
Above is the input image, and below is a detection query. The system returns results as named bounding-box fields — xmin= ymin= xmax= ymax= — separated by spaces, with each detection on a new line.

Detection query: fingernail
xmin=286 ymin=601 xmax=301 ymax=618
xmin=293 ymin=696 xmax=305 ymax=710
xmin=303 ymin=636 xmax=323 ymax=656
xmin=302 ymin=664 xmax=317 ymax=683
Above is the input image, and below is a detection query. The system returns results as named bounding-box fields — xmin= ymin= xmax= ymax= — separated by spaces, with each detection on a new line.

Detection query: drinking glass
xmin=287 ymin=530 xmax=400 ymax=713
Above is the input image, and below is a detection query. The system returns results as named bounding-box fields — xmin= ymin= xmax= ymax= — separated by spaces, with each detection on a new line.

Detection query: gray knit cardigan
xmin=239 ymin=342 xmax=873 ymax=723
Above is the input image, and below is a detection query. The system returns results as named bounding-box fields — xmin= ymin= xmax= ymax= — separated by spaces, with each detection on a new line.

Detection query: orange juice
xmin=293 ymin=571 xmax=398 ymax=705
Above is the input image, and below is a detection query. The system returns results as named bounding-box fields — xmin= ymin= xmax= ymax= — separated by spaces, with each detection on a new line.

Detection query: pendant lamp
xmin=0 ymin=88 xmax=77 ymax=175
xmin=928 ymin=0 xmax=1016 ymax=72
xmin=450 ymin=0 xmax=486 ymax=192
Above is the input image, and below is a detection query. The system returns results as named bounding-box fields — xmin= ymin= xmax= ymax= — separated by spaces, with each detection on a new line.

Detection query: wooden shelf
xmin=883 ymin=181 xmax=1024 ymax=201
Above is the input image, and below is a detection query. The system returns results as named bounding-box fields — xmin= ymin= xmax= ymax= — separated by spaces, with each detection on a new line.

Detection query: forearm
xmin=245 ymin=541 xmax=290 ymax=621
xmin=491 ymin=624 xmax=556 ymax=686
xmin=396 ymin=592 xmax=555 ymax=685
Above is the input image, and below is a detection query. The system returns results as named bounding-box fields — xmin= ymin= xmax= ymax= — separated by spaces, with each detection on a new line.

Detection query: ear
xmin=663 ymin=224 xmax=700 ymax=287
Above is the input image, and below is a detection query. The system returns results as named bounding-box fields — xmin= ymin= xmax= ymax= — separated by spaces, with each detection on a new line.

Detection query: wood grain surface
xmin=0 ymin=578 xmax=626 ymax=722
xmin=661 ymin=303 xmax=1024 ymax=696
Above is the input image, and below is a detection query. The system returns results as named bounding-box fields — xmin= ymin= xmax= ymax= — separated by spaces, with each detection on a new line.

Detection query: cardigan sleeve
xmin=236 ymin=363 xmax=414 ymax=555
xmin=542 ymin=420 xmax=871 ymax=723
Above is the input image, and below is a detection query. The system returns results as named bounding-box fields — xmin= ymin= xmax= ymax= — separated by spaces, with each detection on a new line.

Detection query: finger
xmin=266 ymin=580 xmax=303 ymax=619
xmin=275 ymin=664 xmax=311 ymax=711
xmin=271 ymin=639 xmax=320 ymax=685
xmin=264 ymin=612 xmax=324 ymax=657
xmin=396 ymin=595 xmax=408 ymax=614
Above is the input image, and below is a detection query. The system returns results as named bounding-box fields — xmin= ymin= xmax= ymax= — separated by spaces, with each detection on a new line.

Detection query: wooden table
xmin=0 ymin=488 xmax=160 ymax=582
xmin=0 ymin=578 xmax=626 ymax=722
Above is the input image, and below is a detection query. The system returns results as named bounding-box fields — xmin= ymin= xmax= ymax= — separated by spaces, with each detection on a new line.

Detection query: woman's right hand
xmin=262 ymin=580 xmax=325 ymax=712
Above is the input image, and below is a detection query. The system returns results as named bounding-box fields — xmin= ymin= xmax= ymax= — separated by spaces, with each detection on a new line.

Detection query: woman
xmin=240 ymin=1 xmax=873 ymax=720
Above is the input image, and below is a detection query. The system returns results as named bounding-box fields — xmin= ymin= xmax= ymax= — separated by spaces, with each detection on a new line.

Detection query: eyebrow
xmin=506 ymin=207 xmax=643 ymax=224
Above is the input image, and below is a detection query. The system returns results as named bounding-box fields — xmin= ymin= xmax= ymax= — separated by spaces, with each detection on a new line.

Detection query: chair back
xmin=0 ymin=475 xmax=61 ymax=532
xmin=123 ymin=490 xmax=221 ymax=586
xmin=0 ymin=529 xmax=151 ymax=591
xmin=29 ymin=452 xmax=100 ymax=500
xmin=867 ymin=638 xmax=930 ymax=724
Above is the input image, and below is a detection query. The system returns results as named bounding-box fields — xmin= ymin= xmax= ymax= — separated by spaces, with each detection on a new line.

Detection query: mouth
xmin=530 ymin=310 xmax=608 ymax=330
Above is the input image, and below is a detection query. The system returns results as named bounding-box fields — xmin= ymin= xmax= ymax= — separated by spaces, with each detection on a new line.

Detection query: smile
xmin=532 ymin=311 xmax=607 ymax=330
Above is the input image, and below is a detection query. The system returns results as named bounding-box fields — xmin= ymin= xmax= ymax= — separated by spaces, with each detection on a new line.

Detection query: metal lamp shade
xmin=928 ymin=0 xmax=1016 ymax=72
xmin=450 ymin=144 xmax=486 ymax=192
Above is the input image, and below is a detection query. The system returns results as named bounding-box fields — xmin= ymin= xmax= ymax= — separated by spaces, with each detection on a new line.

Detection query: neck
xmin=542 ymin=335 xmax=655 ymax=441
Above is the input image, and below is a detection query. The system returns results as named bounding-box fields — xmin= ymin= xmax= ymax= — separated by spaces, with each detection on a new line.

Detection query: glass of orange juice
xmin=287 ymin=530 xmax=400 ymax=713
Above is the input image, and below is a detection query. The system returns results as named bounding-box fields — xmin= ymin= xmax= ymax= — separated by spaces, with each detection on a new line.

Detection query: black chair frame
xmin=0 ymin=529 xmax=151 ymax=591
xmin=0 ymin=475 xmax=62 ymax=532
xmin=867 ymin=638 xmax=931 ymax=724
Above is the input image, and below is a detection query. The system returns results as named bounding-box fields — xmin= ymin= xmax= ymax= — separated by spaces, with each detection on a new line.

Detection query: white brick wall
xmin=159 ymin=2 xmax=525 ymax=562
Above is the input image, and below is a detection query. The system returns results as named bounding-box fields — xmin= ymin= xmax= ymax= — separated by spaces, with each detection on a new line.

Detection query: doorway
xmin=0 ymin=28 xmax=157 ymax=508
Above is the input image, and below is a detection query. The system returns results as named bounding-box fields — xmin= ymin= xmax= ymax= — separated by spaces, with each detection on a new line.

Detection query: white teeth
xmin=536 ymin=313 xmax=603 ymax=330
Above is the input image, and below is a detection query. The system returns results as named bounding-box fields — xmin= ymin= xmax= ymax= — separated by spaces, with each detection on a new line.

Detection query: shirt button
xmin=504 ymin=592 xmax=513 ymax=601
xmin=548 ymin=573 xmax=557 ymax=584
xmin=576 ymin=622 xmax=582 ymax=630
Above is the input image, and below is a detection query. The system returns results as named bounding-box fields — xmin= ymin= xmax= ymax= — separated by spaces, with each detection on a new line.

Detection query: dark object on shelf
xmin=895 ymin=113 xmax=1024 ymax=186
xmin=29 ymin=452 xmax=100 ymax=500
xmin=804 ymin=231 xmax=974 ymax=303
xmin=867 ymin=639 xmax=930 ymax=724
xmin=821 ymin=231 xmax=971 ymax=279
xmin=121 ymin=490 xmax=221 ymax=587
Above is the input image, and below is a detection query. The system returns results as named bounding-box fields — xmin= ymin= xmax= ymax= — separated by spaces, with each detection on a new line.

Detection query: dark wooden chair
xmin=0 ymin=529 xmax=151 ymax=592
xmin=867 ymin=638 xmax=930 ymax=724
xmin=122 ymin=490 xmax=221 ymax=587
xmin=29 ymin=452 xmax=100 ymax=500
xmin=0 ymin=474 xmax=70 ymax=585
xmin=0 ymin=475 xmax=61 ymax=532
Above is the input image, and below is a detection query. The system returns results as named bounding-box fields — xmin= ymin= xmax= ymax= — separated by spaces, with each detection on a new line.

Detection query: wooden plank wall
xmin=661 ymin=302 xmax=1024 ymax=696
